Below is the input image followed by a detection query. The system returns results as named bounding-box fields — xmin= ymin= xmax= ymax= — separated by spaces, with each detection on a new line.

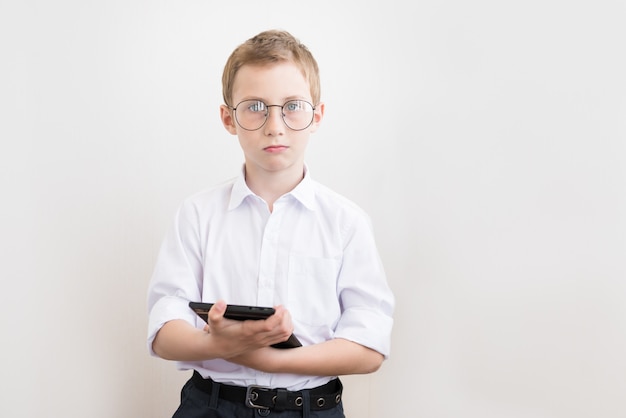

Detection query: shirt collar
xmin=289 ymin=165 xmax=316 ymax=210
xmin=228 ymin=164 xmax=316 ymax=211
xmin=228 ymin=165 xmax=253 ymax=210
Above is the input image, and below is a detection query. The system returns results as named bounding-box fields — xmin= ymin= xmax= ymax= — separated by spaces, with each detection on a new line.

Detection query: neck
xmin=244 ymin=163 xmax=305 ymax=211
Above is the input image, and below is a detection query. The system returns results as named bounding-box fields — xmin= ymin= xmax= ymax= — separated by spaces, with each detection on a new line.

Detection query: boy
xmin=147 ymin=29 xmax=395 ymax=418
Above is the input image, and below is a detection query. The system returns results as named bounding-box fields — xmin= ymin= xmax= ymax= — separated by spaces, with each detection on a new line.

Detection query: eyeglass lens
xmin=233 ymin=100 xmax=314 ymax=131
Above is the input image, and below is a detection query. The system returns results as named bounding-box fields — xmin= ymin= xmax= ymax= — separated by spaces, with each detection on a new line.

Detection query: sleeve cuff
xmin=333 ymin=307 xmax=394 ymax=359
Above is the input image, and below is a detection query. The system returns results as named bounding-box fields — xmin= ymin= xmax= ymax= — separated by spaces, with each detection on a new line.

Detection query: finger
xmin=269 ymin=305 xmax=285 ymax=323
xmin=282 ymin=309 xmax=294 ymax=332
xmin=272 ymin=305 xmax=293 ymax=330
xmin=208 ymin=300 xmax=227 ymax=323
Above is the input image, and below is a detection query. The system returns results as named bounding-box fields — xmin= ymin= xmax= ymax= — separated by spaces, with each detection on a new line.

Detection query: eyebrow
xmin=237 ymin=95 xmax=311 ymax=104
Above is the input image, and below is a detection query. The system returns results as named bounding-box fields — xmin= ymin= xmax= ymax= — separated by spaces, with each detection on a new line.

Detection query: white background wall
xmin=1 ymin=1 xmax=625 ymax=417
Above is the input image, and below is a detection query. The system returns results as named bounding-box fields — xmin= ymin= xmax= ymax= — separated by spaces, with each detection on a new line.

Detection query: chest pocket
xmin=287 ymin=254 xmax=341 ymax=328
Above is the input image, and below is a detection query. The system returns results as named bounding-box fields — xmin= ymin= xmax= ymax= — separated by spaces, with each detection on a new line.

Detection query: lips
xmin=263 ymin=145 xmax=289 ymax=153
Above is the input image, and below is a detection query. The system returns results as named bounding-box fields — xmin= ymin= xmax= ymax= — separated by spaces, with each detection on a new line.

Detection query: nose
xmin=263 ymin=105 xmax=285 ymax=135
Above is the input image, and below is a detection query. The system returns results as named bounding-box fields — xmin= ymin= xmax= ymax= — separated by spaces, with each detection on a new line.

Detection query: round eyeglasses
xmin=228 ymin=99 xmax=316 ymax=131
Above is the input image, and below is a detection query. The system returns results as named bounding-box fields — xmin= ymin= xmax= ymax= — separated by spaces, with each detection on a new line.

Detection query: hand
xmin=205 ymin=300 xmax=294 ymax=359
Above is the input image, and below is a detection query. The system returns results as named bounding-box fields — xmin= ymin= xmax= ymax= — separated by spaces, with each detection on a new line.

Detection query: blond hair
xmin=222 ymin=30 xmax=321 ymax=106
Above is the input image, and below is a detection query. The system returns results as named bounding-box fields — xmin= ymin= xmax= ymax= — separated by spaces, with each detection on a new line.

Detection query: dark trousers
xmin=172 ymin=376 xmax=346 ymax=418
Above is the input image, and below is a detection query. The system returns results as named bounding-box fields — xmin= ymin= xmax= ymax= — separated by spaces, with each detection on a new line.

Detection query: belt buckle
xmin=245 ymin=385 xmax=273 ymax=410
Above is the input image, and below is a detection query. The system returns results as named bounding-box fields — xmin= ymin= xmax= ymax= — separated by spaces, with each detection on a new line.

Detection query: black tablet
xmin=188 ymin=302 xmax=302 ymax=349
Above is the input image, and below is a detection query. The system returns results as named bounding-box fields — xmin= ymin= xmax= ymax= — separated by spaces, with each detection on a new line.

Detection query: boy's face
xmin=220 ymin=62 xmax=324 ymax=177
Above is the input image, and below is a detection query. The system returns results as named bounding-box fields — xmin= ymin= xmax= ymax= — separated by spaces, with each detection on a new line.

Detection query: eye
xmin=284 ymin=100 xmax=305 ymax=112
xmin=246 ymin=100 xmax=266 ymax=113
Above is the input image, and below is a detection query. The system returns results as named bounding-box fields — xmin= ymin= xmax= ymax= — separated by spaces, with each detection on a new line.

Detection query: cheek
xmin=293 ymin=135 xmax=310 ymax=150
xmin=237 ymin=133 xmax=259 ymax=150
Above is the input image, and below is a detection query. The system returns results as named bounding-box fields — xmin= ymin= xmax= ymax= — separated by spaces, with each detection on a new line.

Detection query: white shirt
xmin=147 ymin=167 xmax=394 ymax=391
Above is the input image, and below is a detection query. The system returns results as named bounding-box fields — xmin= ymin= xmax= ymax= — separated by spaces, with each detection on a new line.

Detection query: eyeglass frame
xmin=226 ymin=99 xmax=317 ymax=132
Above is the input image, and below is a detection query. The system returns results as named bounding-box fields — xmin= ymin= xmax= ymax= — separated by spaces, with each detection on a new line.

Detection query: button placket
xmin=257 ymin=207 xmax=282 ymax=306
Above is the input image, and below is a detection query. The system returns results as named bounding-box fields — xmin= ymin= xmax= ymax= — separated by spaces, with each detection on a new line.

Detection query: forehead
xmin=231 ymin=62 xmax=311 ymax=103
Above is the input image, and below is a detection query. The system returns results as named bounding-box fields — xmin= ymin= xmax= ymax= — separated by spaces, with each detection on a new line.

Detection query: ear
xmin=220 ymin=105 xmax=238 ymax=135
xmin=309 ymin=102 xmax=325 ymax=133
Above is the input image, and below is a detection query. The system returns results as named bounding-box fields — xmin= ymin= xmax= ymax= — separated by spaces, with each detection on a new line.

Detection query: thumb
xmin=208 ymin=300 xmax=226 ymax=323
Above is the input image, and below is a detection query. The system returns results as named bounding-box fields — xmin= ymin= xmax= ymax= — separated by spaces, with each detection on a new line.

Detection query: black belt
xmin=191 ymin=371 xmax=342 ymax=411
